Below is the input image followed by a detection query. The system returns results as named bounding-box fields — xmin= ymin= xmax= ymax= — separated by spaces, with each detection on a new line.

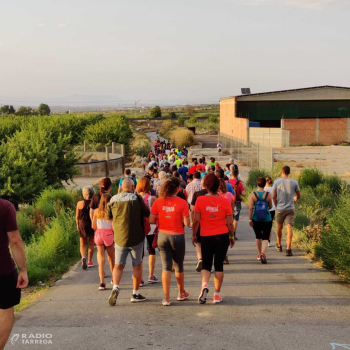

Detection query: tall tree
xmin=150 ymin=106 xmax=162 ymax=118
xmin=38 ymin=103 xmax=51 ymax=116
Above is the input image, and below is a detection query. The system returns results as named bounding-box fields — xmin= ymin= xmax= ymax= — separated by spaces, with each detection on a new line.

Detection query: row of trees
xmin=0 ymin=113 xmax=132 ymax=206
xmin=0 ymin=103 xmax=51 ymax=116
xmin=149 ymin=105 xmax=196 ymax=119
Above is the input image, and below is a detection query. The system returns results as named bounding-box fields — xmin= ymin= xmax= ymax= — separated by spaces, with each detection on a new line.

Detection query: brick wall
xmin=283 ymin=118 xmax=349 ymax=145
xmin=318 ymin=119 xmax=348 ymax=145
xmin=220 ymin=97 xmax=249 ymax=143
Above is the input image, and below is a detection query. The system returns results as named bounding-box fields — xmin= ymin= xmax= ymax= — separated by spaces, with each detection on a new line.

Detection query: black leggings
xmin=158 ymin=232 xmax=185 ymax=273
xmin=252 ymin=221 xmax=273 ymax=240
xmin=201 ymin=233 xmax=229 ymax=272
xmin=146 ymin=235 xmax=156 ymax=255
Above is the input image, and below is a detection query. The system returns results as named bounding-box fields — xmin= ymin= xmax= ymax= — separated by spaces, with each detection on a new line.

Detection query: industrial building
xmin=220 ymin=86 xmax=350 ymax=146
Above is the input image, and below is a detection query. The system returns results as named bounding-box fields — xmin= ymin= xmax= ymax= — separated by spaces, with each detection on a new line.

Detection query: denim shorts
xmin=234 ymin=202 xmax=242 ymax=221
xmin=114 ymin=240 xmax=144 ymax=266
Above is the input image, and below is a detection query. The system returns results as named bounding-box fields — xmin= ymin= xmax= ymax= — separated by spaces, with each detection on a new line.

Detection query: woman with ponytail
xmin=149 ymin=177 xmax=190 ymax=306
xmin=92 ymin=193 xmax=115 ymax=290
xmin=90 ymin=177 xmax=112 ymax=220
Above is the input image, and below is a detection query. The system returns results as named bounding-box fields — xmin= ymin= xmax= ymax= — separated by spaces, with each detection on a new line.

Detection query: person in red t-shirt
xmin=188 ymin=159 xmax=198 ymax=175
xmin=149 ymin=177 xmax=190 ymax=306
xmin=192 ymin=173 xmax=234 ymax=305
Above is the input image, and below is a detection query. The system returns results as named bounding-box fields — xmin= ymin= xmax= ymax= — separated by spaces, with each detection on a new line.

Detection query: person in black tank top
xmin=76 ymin=187 xmax=95 ymax=270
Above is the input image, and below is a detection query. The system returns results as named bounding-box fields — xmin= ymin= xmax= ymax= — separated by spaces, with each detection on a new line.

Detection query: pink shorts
xmin=94 ymin=229 xmax=114 ymax=247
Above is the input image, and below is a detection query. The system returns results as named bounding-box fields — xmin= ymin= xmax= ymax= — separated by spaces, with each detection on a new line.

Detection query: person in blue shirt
xmin=118 ymin=169 xmax=137 ymax=193
xmin=178 ymin=160 xmax=189 ymax=183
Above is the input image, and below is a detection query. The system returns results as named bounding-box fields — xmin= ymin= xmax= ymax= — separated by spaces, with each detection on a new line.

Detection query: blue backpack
xmin=253 ymin=192 xmax=269 ymax=221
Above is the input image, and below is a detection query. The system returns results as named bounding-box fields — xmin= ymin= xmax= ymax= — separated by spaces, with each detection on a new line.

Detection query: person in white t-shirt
xmin=264 ymin=176 xmax=275 ymax=247
xmin=217 ymin=142 xmax=222 ymax=156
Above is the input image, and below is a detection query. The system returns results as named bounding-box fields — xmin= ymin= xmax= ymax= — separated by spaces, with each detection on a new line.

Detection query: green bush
xmin=208 ymin=116 xmax=218 ymax=123
xmin=169 ymin=128 xmax=195 ymax=149
xmin=294 ymin=212 xmax=310 ymax=230
xmin=298 ymin=168 xmax=323 ymax=188
xmin=168 ymin=112 xmax=177 ymax=119
xmin=84 ymin=115 xmax=132 ymax=149
xmin=17 ymin=213 xmax=37 ymax=243
xmin=246 ymin=168 xmax=269 ymax=188
xmin=36 ymin=188 xmax=76 ymax=213
xmin=188 ymin=117 xmax=197 ymax=124
xmin=315 ymin=195 xmax=350 ymax=281
xmin=323 ymin=174 xmax=343 ymax=194
xmin=150 ymin=106 xmax=162 ymax=118
xmin=26 ymin=209 xmax=80 ymax=285
xmin=178 ymin=117 xmax=185 ymax=127
xmin=160 ymin=120 xmax=173 ymax=137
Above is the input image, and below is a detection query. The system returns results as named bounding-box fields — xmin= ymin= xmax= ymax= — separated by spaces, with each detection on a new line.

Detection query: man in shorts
xmin=107 ymin=179 xmax=150 ymax=305
xmin=0 ymin=198 xmax=28 ymax=349
xmin=273 ymin=166 xmax=301 ymax=256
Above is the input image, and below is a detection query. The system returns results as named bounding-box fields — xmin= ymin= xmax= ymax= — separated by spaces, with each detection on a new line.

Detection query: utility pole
xmin=134 ymin=100 xmax=141 ymax=114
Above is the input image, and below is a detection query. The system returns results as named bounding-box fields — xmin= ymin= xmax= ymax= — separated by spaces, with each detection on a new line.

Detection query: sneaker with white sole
xmin=257 ymin=255 xmax=261 ymax=261
xmin=177 ymin=291 xmax=190 ymax=301
xmin=131 ymin=294 xmax=146 ymax=302
xmin=108 ymin=287 xmax=119 ymax=306
xmin=87 ymin=262 xmax=94 ymax=268
xmin=147 ymin=276 xmax=158 ymax=283
xmin=139 ymin=280 xmax=145 ymax=287
xmin=213 ymin=294 xmax=223 ymax=303
xmin=99 ymin=283 xmax=106 ymax=291
xmin=162 ymin=299 xmax=171 ymax=306
xmin=198 ymin=284 xmax=209 ymax=304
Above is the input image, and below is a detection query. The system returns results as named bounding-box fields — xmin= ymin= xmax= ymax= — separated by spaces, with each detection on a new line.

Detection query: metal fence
xmin=220 ymin=133 xmax=274 ymax=171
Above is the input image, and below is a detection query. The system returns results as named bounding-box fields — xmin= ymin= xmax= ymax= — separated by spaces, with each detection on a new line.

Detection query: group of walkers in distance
xmin=74 ymin=135 xmax=301 ymax=306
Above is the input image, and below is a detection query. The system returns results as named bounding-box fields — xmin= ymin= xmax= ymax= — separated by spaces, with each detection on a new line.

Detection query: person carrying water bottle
xmin=248 ymin=177 xmax=273 ymax=264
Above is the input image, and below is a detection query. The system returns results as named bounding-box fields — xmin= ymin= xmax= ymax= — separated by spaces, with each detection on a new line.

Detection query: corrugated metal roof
xmin=220 ymin=85 xmax=350 ymax=101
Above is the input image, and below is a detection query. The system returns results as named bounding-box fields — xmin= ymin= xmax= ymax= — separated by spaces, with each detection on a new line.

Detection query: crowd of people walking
xmin=74 ymin=136 xmax=301 ymax=307
xmin=0 ymin=138 xmax=301 ymax=348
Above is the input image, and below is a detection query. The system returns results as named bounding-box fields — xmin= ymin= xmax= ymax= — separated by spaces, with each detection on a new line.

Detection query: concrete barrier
xmin=75 ymin=152 xmax=124 ymax=177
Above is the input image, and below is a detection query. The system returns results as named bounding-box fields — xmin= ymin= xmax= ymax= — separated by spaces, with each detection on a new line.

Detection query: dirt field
xmin=274 ymin=145 xmax=350 ymax=178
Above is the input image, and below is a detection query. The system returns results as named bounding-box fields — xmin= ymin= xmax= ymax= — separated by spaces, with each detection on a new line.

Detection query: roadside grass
xmin=15 ymin=188 xmax=83 ymax=312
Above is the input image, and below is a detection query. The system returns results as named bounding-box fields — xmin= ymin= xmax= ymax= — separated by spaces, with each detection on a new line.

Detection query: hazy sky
xmin=0 ymin=0 xmax=349 ymax=106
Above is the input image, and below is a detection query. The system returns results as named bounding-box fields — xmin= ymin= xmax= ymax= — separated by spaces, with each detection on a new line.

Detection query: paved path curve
xmin=8 ymin=205 xmax=350 ymax=350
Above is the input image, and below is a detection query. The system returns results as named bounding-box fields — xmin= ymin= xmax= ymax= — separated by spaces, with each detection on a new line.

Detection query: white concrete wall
xmin=249 ymin=128 xmax=289 ymax=147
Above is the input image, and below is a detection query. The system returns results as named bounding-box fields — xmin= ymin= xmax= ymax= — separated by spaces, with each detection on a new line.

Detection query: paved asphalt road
xmin=8 ymin=203 xmax=350 ymax=350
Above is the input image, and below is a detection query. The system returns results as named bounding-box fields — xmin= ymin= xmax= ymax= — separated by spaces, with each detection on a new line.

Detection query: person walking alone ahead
xmin=0 ymin=199 xmax=28 ymax=350
xmin=149 ymin=177 xmax=191 ymax=306
xmin=273 ymin=166 xmax=301 ymax=256
xmin=248 ymin=177 xmax=273 ymax=264
xmin=192 ymin=173 xmax=235 ymax=304
xmin=107 ymin=179 xmax=150 ymax=306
